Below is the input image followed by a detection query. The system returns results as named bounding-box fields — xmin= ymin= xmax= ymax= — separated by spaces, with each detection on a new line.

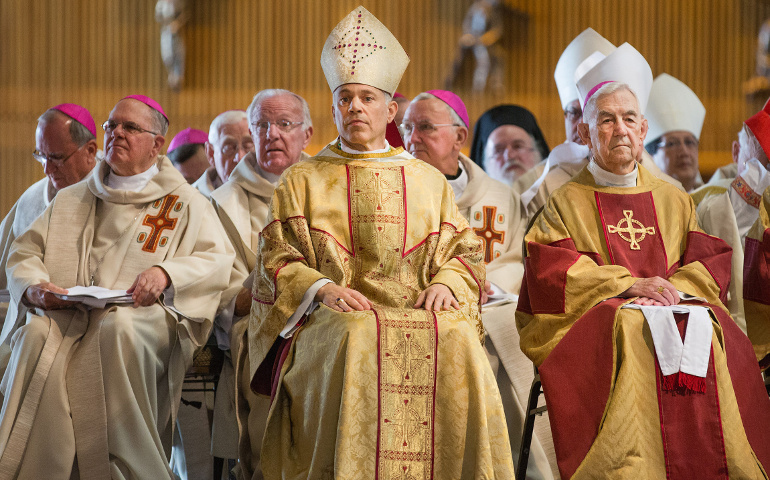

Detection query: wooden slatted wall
xmin=1 ymin=0 xmax=769 ymax=216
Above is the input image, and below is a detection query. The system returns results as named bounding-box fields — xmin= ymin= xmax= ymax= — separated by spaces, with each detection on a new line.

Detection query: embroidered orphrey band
xmin=731 ymin=176 xmax=761 ymax=209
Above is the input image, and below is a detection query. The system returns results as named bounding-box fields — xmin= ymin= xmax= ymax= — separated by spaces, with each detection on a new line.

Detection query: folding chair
xmin=516 ymin=366 xmax=547 ymax=480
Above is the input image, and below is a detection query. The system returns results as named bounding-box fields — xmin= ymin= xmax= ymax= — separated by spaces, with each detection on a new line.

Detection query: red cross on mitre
xmin=473 ymin=206 xmax=505 ymax=263
xmin=141 ymin=195 xmax=179 ymax=253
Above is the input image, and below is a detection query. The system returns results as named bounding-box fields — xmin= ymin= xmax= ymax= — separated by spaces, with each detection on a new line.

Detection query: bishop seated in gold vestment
xmin=247 ymin=7 xmax=514 ymax=479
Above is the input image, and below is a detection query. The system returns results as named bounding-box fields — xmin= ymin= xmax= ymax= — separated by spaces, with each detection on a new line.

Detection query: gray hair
xmin=582 ymin=82 xmax=641 ymax=126
xmin=738 ymin=124 xmax=768 ymax=165
xmin=246 ymin=89 xmax=312 ymax=130
xmin=38 ymin=109 xmax=96 ymax=146
xmin=411 ymin=92 xmax=465 ymax=127
xmin=147 ymin=105 xmax=168 ymax=136
xmin=150 ymin=108 xmax=169 ymax=136
xmin=208 ymin=110 xmax=249 ymax=143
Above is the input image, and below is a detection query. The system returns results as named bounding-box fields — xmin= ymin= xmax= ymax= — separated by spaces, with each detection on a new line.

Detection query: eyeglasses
xmin=658 ymin=138 xmax=699 ymax=150
xmin=250 ymin=120 xmax=304 ymax=133
xmin=564 ymin=108 xmax=582 ymax=121
xmin=220 ymin=140 xmax=255 ymax=157
xmin=33 ymin=143 xmax=85 ymax=168
xmin=102 ymin=120 xmax=159 ymax=136
xmin=398 ymin=122 xmax=459 ymax=136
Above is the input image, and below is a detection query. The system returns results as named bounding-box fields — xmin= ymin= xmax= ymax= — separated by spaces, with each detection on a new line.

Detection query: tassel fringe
xmin=661 ymin=372 xmax=706 ymax=394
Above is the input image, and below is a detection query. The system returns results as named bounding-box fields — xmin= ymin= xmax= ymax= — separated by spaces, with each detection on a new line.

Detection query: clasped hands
xmin=315 ymin=282 xmax=460 ymax=312
xmin=24 ymin=266 xmax=170 ymax=310
xmin=621 ymin=276 xmax=679 ymax=306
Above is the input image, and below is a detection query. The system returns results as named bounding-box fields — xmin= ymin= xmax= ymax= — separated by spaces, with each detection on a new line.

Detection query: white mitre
xmin=644 ymin=73 xmax=706 ymax=145
xmin=554 ymin=28 xmax=615 ymax=109
xmin=575 ymin=42 xmax=653 ymax=114
xmin=321 ymin=6 xmax=409 ymax=95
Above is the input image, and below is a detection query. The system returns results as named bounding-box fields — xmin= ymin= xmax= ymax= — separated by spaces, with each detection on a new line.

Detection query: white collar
xmin=588 ymin=158 xmax=638 ymax=187
xmin=446 ymin=159 xmax=468 ymax=200
xmin=252 ymin=155 xmax=281 ymax=185
xmin=338 ymin=137 xmax=392 ymax=155
xmin=737 ymin=157 xmax=770 ymax=196
xmin=105 ymin=164 xmax=160 ymax=192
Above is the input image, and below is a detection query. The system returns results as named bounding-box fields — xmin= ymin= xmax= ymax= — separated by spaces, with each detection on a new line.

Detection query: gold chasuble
xmin=249 ymin=143 xmax=513 ymax=479
xmin=745 ymin=185 xmax=770 ymax=370
xmin=516 ymin=165 xmax=770 ymax=479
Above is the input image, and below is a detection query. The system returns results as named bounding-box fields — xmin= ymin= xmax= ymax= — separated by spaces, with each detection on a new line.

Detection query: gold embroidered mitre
xmin=320 ymin=6 xmax=409 ymax=95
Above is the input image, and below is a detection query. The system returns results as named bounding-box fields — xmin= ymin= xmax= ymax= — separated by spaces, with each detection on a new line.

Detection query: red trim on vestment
xmin=456 ymin=257 xmax=484 ymax=308
xmin=539 ymin=298 xmax=620 ymax=479
xmin=374 ymin=309 xmax=382 ymax=480
xmin=654 ymin=359 xmax=672 ymax=480
xmin=346 ymin=165 xmax=355 ymax=255
xmin=717 ymin=304 xmax=770 ymax=471
xmin=648 ymin=193 xmax=670 ymax=271
xmin=430 ymin=311 xmax=438 ymax=479
xmin=744 ymin=232 xmax=770 ymax=305
xmin=403 ymin=232 xmax=438 ymax=256
xmin=682 ymin=231 xmax=732 ymax=304
xmin=308 ymin=227 xmax=353 ymax=256
xmin=270 ymin=257 xmax=306 ymax=302
xmin=401 ymin=166 xmax=408 ymax=259
xmin=524 ymin=239 xmax=582 ymax=315
xmin=595 ymin=192 xmax=616 ymax=265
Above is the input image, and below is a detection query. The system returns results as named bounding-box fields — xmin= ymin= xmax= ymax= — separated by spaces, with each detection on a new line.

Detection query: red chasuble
xmin=516 ymin=165 xmax=770 ymax=479
xmin=744 ymin=185 xmax=770 ymax=370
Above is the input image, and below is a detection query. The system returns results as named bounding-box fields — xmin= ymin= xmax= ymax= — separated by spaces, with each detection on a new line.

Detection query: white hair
xmin=246 ymin=89 xmax=312 ymax=130
xmin=411 ymin=92 xmax=465 ymax=127
xmin=582 ymin=82 xmax=641 ymax=126
xmin=738 ymin=124 xmax=768 ymax=167
xmin=208 ymin=110 xmax=248 ymax=144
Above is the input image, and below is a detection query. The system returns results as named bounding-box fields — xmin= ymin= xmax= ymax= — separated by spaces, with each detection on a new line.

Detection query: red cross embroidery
xmin=141 ymin=195 xmax=179 ymax=253
xmin=473 ymin=206 xmax=504 ymax=263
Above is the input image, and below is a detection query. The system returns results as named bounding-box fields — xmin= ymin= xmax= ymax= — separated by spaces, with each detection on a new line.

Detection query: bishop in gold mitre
xmin=516 ymin=43 xmax=770 ymax=479
xmin=248 ymin=6 xmax=514 ymax=479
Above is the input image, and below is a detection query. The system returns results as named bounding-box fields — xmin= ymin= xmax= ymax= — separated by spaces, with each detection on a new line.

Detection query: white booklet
xmin=482 ymin=293 xmax=519 ymax=309
xmin=54 ymin=286 xmax=133 ymax=309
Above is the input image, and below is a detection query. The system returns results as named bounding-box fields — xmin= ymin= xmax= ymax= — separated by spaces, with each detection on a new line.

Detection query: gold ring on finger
xmin=656 ymin=286 xmax=665 ymax=294
xmin=336 ymin=297 xmax=344 ymax=306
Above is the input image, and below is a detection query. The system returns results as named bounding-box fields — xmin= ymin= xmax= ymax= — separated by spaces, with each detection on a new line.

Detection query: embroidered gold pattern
xmin=606 ymin=209 xmax=655 ymax=250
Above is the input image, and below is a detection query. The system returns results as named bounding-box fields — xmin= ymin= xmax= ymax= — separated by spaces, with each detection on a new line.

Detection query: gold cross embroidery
xmin=606 ymin=210 xmax=655 ymax=250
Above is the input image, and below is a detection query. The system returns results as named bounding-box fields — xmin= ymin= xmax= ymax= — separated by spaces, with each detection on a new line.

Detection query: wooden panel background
xmin=1 ymin=0 xmax=769 ymax=216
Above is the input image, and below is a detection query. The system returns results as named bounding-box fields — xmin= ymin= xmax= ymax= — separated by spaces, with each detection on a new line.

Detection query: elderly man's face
xmin=579 ymin=89 xmax=648 ymax=175
xmin=35 ymin=114 xmax=97 ymax=191
xmin=332 ymin=84 xmax=397 ymax=151
xmin=402 ymin=99 xmax=466 ymax=175
xmin=250 ymin=94 xmax=312 ymax=175
xmin=104 ymin=99 xmax=165 ymax=176
xmin=483 ymin=124 xmax=538 ymax=185
xmin=653 ymin=130 xmax=699 ymax=187
xmin=564 ymin=99 xmax=583 ymax=144
xmin=207 ymin=118 xmax=253 ymax=183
